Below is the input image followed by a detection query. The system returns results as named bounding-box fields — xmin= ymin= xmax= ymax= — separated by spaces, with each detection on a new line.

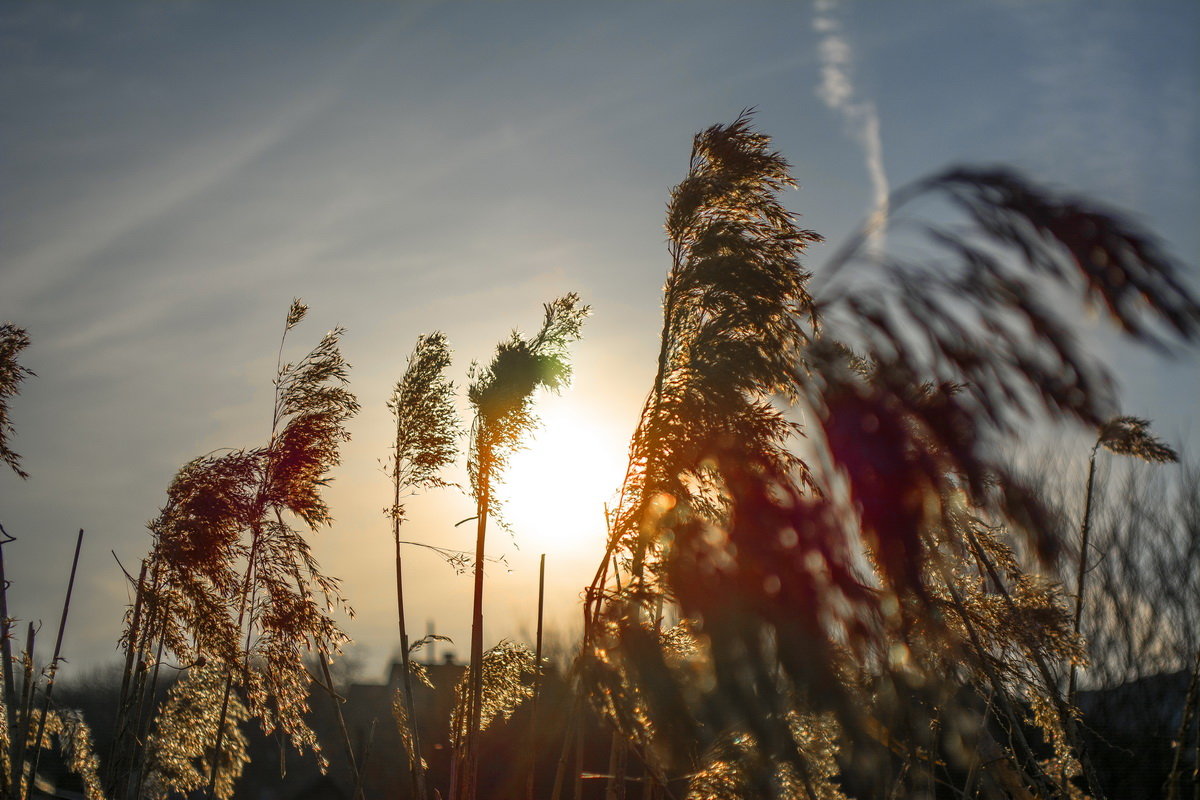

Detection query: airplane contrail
xmin=812 ymin=0 xmax=889 ymax=256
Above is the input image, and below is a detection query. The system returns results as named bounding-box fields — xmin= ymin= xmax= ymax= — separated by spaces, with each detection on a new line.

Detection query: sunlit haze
xmin=502 ymin=396 xmax=627 ymax=560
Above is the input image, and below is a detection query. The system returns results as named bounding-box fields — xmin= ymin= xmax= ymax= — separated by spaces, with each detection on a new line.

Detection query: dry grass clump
xmin=142 ymin=666 xmax=249 ymax=800
xmin=114 ymin=299 xmax=359 ymax=797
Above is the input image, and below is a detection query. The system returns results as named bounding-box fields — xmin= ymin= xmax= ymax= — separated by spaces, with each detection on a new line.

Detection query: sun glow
xmin=499 ymin=398 xmax=628 ymax=559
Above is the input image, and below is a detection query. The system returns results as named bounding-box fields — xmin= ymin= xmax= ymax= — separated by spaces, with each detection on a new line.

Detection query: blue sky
xmin=2 ymin=1 xmax=1197 ymax=677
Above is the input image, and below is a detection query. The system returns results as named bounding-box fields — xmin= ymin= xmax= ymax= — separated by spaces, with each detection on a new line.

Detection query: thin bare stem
xmin=0 ymin=523 xmax=16 ymax=797
xmin=527 ymin=553 xmax=546 ymax=800
xmin=24 ymin=528 xmax=84 ymax=800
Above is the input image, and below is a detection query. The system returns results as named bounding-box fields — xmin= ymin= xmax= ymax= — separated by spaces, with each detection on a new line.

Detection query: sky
xmin=2 ymin=1 xmax=1198 ymax=681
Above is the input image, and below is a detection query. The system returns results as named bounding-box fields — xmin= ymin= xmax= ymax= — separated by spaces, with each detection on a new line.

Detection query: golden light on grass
xmin=502 ymin=398 xmax=626 ymax=558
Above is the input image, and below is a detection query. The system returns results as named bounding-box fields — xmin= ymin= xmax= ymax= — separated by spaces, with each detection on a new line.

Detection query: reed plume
xmin=450 ymin=640 xmax=539 ymax=749
xmin=19 ymin=708 xmax=105 ymax=800
xmin=459 ymin=294 xmax=587 ymax=800
xmin=0 ymin=324 xmax=33 ymax=480
xmin=590 ymin=114 xmax=1200 ymax=799
xmin=389 ymin=331 xmax=460 ymax=800
xmin=117 ymin=300 xmax=358 ymax=798
xmin=612 ymin=110 xmax=821 ymax=585
xmin=142 ymin=665 xmax=248 ymax=800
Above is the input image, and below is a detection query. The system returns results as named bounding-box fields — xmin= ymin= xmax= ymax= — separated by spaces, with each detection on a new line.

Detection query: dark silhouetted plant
xmin=0 ymin=322 xmax=32 ymax=800
xmin=610 ymin=111 xmax=821 ymax=589
xmin=457 ymin=294 xmax=588 ymax=800
xmin=0 ymin=324 xmax=33 ymax=481
xmin=1068 ymin=416 xmax=1177 ymax=707
xmin=588 ymin=113 xmax=1200 ymax=799
xmin=583 ymin=110 xmax=822 ymax=798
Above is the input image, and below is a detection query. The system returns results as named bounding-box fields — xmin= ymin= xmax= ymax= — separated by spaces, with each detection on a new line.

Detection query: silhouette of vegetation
xmin=0 ymin=324 xmax=33 ymax=480
xmin=1067 ymin=417 xmax=1177 ymax=707
xmin=459 ymin=294 xmax=588 ymax=800
xmin=2 ymin=113 xmax=1198 ymax=800
xmin=582 ymin=111 xmax=1200 ymax=800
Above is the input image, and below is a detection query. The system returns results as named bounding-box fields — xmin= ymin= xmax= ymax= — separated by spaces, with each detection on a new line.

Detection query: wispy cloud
xmin=812 ymin=0 xmax=889 ymax=255
xmin=5 ymin=7 xmax=419 ymax=312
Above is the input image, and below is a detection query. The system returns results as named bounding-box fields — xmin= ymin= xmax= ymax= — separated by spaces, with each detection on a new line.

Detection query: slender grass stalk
xmin=393 ymin=549 xmax=425 ymax=800
xmin=462 ymin=467 xmax=489 ymax=800
xmin=129 ymin=633 xmax=166 ymax=800
xmin=354 ymin=719 xmax=375 ymax=800
xmin=605 ymin=731 xmax=627 ymax=800
xmin=205 ymin=505 xmax=262 ymax=799
xmin=12 ymin=624 xmax=35 ymax=799
xmin=23 ymin=528 xmax=83 ymax=800
xmin=461 ymin=295 xmax=587 ymax=800
xmin=107 ymin=557 xmax=148 ymax=793
xmin=1068 ymin=440 xmax=1101 ymax=711
xmin=526 ymin=553 xmax=545 ymax=800
xmin=550 ymin=721 xmax=576 ymax=800
xmin=1069 ymin=417 xmax=1178 ymax=708
xmin=388 ymin=331 xmax=458 ymax=800
xmin=0 ymin=524 xmax=16 ymax=797
xmin=317 ymin=649 xmax=362 ymax=799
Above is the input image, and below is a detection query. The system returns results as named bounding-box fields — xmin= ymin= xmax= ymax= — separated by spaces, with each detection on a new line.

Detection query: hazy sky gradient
xmin=2 ymin=1 xmax=1197 ymax=679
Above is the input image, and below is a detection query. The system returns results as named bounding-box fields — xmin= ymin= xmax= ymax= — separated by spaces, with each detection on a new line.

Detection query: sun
xmin=499 ymin=397 xmax=628 ymax=559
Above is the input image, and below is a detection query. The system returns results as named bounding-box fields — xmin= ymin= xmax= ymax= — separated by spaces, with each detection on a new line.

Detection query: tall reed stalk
xmin=526 ymin=553 xmax=545 ymax=800
xmin=587 ymin=113 xmax=1200 ymax=799
xmin=1068 ymin=416 xmax=1178 ymax=707
xmin=388 ymin=331 xmax=459 ymax=800
xmin=22 ymin=529 xmax=84 ymax=800
xmin=458 ymin=294 xmax=587 ymax=800
xmin=107 ymin=300 xmax=354 ymax=800
xmin=0 ymin=524 xmax=16 ymax=799
xmin=0 ymin=323 xmax=32 ymax=798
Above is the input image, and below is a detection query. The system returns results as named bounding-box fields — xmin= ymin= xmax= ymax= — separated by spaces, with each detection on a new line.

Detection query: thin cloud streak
xmin=812 ymin=0 xmax=889 ymax=255
xmin=6 ymin=7 xmax=418 ymax=311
